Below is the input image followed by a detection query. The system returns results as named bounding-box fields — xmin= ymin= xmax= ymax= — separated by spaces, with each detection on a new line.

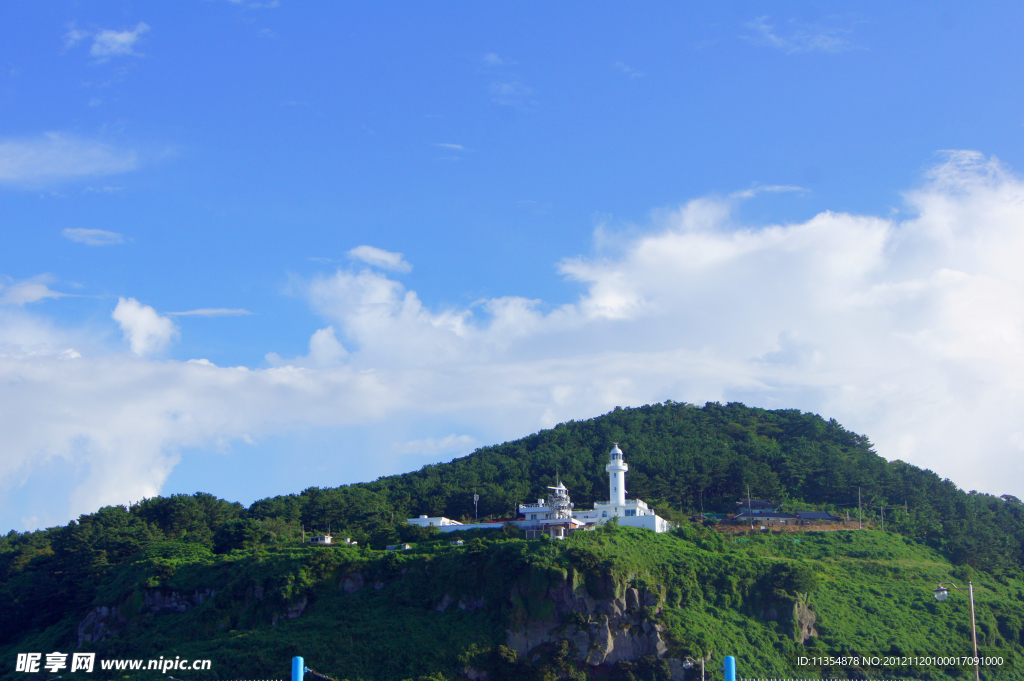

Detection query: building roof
xmin=734 ymin=511 xmax=796 ymax=520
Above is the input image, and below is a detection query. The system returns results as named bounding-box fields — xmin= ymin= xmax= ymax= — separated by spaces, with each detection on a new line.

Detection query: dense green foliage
xmin=2 ymin=525 xmax=1023 ymax=680
xmin=2 ymin=401 xmax=1024 ymax=680
xmin=246 ymin=401 xmax=1024 ymax=573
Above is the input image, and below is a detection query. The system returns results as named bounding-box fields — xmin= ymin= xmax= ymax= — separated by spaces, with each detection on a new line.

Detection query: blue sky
xmin=4 ymin=2 xmax=1024 ymax=532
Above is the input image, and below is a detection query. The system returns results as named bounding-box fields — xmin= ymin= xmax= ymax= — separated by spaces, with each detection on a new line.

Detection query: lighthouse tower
xmin=606 ymin=443 xmax=628 ymax=505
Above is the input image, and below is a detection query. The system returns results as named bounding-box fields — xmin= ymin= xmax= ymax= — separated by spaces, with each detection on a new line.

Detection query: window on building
xmin=602 ymin=511 xmax=607 ymax=518
xmin=625 ymin=509 xmax=636 ymax=517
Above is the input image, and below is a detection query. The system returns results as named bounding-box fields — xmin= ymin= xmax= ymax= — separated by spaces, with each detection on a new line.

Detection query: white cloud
xmin=266 ymin=325 xmax=348 ymax=368
xmin=0 ymin=275 xmax=70 ymax=306
xmin=167 ymin=308 xmax=252 ymax=317
xmin=63 ymin=27 xmax=90 ymax=50
xmin=293 ymin=150 xmax=1024 ymax=494
xmin=90 ymin=23 xmax=150 ymax=60
xmin=111 ymin=297 xmax=178 ymax=355
xmin=433 ymin=143 xmax=465 ymax=151
xmin=0 ymin=134 xmax=137 ymax=187
xmin=743 ymin=16 xmax=854 ymax=54
xmin=392 ymin=434 xmax=478 ymax=457
xmin=482 ymin=53 xmax=504 ymax=67
xmin=347 ymin=245 xmax=413 ymax=273
xmin=6 ymin=151 xmax=1024 ymax=531
xmin=0 ymin=349 xmax=394 ymax=527
xmin=62 ymin=228 xmax=125 ymax=246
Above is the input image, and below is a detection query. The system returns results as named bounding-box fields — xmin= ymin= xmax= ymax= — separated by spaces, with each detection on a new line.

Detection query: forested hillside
xmin=2 ymin=401 xmax=1024 ymax=681
xmin=248 ymin=401 xmax=1024 ymax=573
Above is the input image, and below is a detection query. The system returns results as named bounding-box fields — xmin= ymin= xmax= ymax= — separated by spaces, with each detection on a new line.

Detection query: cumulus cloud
xmin=111 ymin=297 xmax=178 ymax=355
xmin=62 ymin=228 xmax=125 ymax=245
xmin=291 ymin=150 xmax=1024 ymax=495
xmin=4 ymin=151 xmax=1024 ymax=532
xmin=0 ymin=350 xmax=394 ymax=528
xmin=302 ymin=268 xmax=537 ymax=366
xmin=265 ymin=325 xmax=348 ymax=368
xmin=0 ymin=134 xmax=137 ymax=187
xmin=347 ymin=245 xmax=413 ymax=273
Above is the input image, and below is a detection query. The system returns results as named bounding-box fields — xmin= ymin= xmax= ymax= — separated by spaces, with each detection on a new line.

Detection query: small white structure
xmin=518 ymin=482 xmax=587 ymax=539
xmin=309 ymin=535 xmax=333 ymax=545
xmin=407 ymin=515 xmax=463 ymax=528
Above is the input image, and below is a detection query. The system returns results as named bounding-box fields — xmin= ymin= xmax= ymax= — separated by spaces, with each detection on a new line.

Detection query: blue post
xmin=292 ymin=657 xmax=304 ymax=681
xmin=723 ymin=655 xmax=736 ymax=681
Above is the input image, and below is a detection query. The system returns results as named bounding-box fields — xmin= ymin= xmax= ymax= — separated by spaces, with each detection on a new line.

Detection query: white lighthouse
xmin=606 ymin=442 xmax=628 ymax=506
xmin=568 ymin=443 xmax=672 ymax=532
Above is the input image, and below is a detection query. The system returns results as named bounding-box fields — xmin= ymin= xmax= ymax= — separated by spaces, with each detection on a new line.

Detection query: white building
xmin=407 ymin=443 xmax=672 ymax=536
xmin=407 ymin=515 xmax=464 ymax=528
xmin=517 ymin=443 xmax=671 ymax=535
xmin=518 ymin=481 xmax=587 ymax=539
xmin=308 ymin=535 xmax=358 ymax=545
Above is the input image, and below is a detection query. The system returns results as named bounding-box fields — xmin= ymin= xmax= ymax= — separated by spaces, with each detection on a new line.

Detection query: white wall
xmin=617 ymin=514 xmax=672 ymax=533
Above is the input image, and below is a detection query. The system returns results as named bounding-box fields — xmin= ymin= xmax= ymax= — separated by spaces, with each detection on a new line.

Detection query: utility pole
xmin=473 ymin=490 xmax=480 ymax=521
xmin=858 ymin=487 xmax=862 ymax=530
xmin=747 ymin=485 xmax=753 ymax=530
xmin=880 ymin=505 xmax=884 ymax=531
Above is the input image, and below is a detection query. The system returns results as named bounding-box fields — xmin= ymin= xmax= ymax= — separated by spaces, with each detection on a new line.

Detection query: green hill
xmin=2 ymin=402 xmax=1023 ymax=681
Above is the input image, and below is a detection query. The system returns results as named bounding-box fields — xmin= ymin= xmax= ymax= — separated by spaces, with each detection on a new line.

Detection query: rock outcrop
xmin=793 ymin=592 xmax=818 ymax=642
xmin=505 ymin=573 xmax=673 ymax=669
xmin=342 ymin=571 xmax=365 ymax=594
xmin=77 ymin=589 xmax=215 ymax=647
xmin=77 ymin=605 xmax=127 ymax=647
xmin=271 ymin=595 xmax=308 ymax=625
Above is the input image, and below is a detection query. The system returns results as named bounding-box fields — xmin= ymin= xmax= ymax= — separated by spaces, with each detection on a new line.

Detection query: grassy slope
xmin=4 ymin=527 xmax=1022 ymax=681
